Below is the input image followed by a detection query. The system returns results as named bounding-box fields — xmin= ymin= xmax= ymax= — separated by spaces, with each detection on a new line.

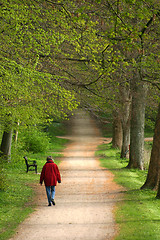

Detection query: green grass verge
xmin=0 ymin=127 xmax=68 ymax=240
xmin=96 ymin=143 xmax=160 ymax=240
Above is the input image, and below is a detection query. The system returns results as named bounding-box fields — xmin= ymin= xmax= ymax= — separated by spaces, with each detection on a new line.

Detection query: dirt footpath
xmin=9 ymin=111 xmax=123 ymax=240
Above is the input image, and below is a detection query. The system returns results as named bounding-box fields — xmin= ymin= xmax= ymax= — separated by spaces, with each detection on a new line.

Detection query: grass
xmin=96 ymin=143 xmax=160 ymax=240
xmin=0 ymin=167 xmax=36 ymax=240
xmin=0 ymin=123 xmax=68 ymax=240
xmin=0 ymin=120 xmax=155 ymax=240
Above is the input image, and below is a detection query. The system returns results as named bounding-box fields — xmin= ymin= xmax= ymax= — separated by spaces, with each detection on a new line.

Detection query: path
xmin=9 ymin=111 xmax=123 ymax=240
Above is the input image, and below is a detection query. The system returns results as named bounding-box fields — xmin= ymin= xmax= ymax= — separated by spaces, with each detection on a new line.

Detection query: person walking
xmin=40 ymin=156 xmax=61 ymax=206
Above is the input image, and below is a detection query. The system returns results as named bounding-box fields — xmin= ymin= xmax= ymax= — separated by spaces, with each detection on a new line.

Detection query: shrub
xmin=23 ymin=128 xmax=51 ymax=153
xmin=0 ymin=159 xmax=8 ymax=190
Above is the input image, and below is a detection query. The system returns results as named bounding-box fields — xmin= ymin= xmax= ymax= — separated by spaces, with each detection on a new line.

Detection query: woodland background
xmin=0 ymin=0 xmax=160 ymax=204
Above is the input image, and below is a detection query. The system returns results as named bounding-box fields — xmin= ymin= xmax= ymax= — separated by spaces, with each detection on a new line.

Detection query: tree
xmin=0 ymin=60 xmax=78 ymax=159
xmin=127 ymin=74 xmax=148 ymax=169
xmin=141 ymin=103 xmax=160 ymax=191
xmin=93 ymin=0 xmax=160 ymax=169
xmin=0 ymin=130 xmax=13 ymax=161
xmin=1 ymin=0 xmax=160 ymax=164
xmin=112 ymin=109 xmax=122 ymax=148
xmin=119 ymin=84 xmax=131 ymax=158
xmin=1 ymin=0 xmax=80 ymax=159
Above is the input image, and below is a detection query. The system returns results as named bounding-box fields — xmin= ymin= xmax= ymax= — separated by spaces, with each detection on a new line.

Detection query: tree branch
xmin=39 ymin=54 xmax=95 ymax=62
xmin=139 ymin=14 xmax=156 ymax=39
xmin=105 ymin=0 xmax=132 ymax=34
xmin=45 ymin=0 xmax=71 ymax=17
xmin=139 ymin=69 xmax=160 ymax=90
xmin=55 ymin=57 xmax=94 ymax=63
xmin=141 ymin=79 xmax=160 ymax=90
xmin=96 ymin=33 xmax=129 ymax=41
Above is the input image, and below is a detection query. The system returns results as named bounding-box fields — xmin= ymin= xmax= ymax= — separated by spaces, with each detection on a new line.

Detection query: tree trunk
xmin=14 ymin=130 xmax=18 ymax=143
xmin=120 ymin=87 xmax=131 ymax=158
xmin=0 ymin=130 xmax=13 ymax=162
xmin=13 ymin=121 xmax=20 ymax=143
xmin=112 ymin=110 xmax=122 ymax=149
xmin=121 ymin=118 xmax=130 ymax=158
xmin=127 ymin=75 xmax=148 ymax=170
xmin=156 ymin=184 xmax=160 ymax=199
xmin=142 ymin=103 xmax=160 ymax=190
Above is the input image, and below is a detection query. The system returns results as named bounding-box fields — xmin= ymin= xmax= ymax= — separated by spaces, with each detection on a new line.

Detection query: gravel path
xmin=9 ymin=110 xmax=123 ymax=240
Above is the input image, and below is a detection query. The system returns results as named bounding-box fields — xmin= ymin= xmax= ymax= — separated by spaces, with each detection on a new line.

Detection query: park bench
xmin=24 ymin=156 xmax=37 ymax=174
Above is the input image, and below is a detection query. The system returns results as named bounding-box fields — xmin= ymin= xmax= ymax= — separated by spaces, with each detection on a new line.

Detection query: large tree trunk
xmin=0 ymin=130 xmax=13 ymax=161
xmin=142 ymin=103 xmax=160 ymax=190
xmin=127 ymin=75 xmax=148 ymax=170
xmin=112 ymin=110 xmax=122 ymax=149
xmin=156 ymin=184 xmax=160 ymax=199
xmin=156 ymin=173 xmax=160 ymax=198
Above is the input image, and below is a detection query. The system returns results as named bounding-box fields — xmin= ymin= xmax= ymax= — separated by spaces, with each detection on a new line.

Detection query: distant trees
xmin=92 ymin=0 xmax=160 ymax=171
xmin=54 ymin=0 xmax=160 ymax=195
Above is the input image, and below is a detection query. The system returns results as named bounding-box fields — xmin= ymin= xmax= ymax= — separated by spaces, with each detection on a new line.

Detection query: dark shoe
xmin=48 ymin=203 xmax=51 ymax=206
xmin=51 ymin=199 xmax=55 ymax=205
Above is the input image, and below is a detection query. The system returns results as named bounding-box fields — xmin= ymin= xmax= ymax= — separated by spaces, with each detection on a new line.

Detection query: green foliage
xmin=96 ymin=143 xmax=160 ymax=240
xmin=46 ymin=122 xmax=67 ymax=136
xmin=1 ymin=0 xmax=79 ymax=130
xmin=0 ymin=121 xmax=67 ymax=240
xmin=0 ymin=168 xmax=37 ymax=240
xmin=1 ymin=0 xmax=159 ymax=128
xmin=22 ymin=128 xmax=51 ymax=153
xmin=0 ymin=159 xmax=8 ymax=191
xmin=0 ymin=58 xmax=78 ymax=129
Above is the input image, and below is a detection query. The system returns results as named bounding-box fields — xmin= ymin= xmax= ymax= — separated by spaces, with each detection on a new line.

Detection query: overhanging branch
xmin=141 ymin=79 xmax=160 ymax=90
xmin=45 ymin=0 xmax=71 ymax=17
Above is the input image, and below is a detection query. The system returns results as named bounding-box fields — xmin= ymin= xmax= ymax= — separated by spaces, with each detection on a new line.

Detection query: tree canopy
xmin=1 ymin=0 xmax=159 ymax=113
xmin=1 ymin=0 xmax=80 ymax=127
xmin=1 ymin=0 xmax=160 ymax=140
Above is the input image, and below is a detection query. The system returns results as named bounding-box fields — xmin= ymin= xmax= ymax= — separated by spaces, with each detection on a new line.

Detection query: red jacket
xmin=40 ymin=160 xmax=61 ymax=186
